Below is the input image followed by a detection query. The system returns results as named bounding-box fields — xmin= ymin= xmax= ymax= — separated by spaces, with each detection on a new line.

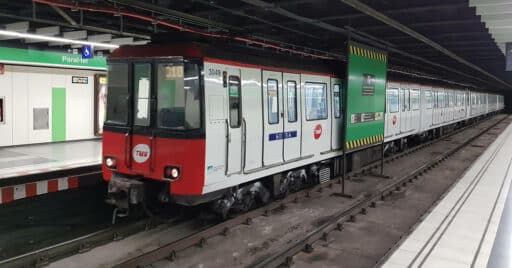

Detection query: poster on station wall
xmin=344 ymin=41 xmax=387 ymax=152
xmin=94 ymin=74 xmax=108 ymax=136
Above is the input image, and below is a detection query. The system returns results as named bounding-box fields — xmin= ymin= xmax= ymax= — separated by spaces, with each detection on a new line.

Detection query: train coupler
xmin=106 ymin=175 xmax=145 ymax=222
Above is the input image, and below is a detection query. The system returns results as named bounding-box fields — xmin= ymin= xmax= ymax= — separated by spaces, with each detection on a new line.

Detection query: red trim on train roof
xmin=109 ymin=44 xmax=203 ymax=59
xmin=204 ymin=57 xmax=335 ymax=77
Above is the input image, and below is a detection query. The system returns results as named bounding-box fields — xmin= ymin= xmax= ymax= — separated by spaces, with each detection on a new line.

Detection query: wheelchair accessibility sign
xmin=82 ymin=45 xmax=93 ymax=59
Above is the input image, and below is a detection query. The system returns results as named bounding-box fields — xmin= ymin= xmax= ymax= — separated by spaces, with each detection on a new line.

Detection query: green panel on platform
xmin=52 ymin=88 xmax=66 ymax=142
xmin=344 ymin=41 xmax=387 ymax=152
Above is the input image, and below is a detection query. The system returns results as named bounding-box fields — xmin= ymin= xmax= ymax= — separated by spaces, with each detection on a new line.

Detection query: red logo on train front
xmin=392 ymin=115 xmax=397 ymax=125
xmin=314 ymin=124 xmax=322 ymax=140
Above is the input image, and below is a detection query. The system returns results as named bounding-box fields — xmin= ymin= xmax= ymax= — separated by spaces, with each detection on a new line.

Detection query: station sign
xmin=344 ymin=41 xmax=387 ymax=152
xmin=0 ymin=46 xmax=106 ymax=70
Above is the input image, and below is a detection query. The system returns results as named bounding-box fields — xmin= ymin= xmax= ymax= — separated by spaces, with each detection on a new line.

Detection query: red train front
xmin=102 ymin=44 xmax=206 ymax=215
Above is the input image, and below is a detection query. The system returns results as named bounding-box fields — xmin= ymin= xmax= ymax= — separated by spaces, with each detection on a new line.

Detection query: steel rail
xmin=114 ymin=114 xmax=506 ymax=268
xmin=250 ymin=115 xmax=509 ymax=268
xmin=3 ymin=114 xmax=502 ymax=268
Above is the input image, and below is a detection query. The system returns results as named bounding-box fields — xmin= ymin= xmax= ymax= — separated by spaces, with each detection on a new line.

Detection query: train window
xmin=228 ymin=75 xmax=241 ymax=128
xmin=387 ymin=89 xmax=399 ymax=113
xmin=0 ymin=97 xmax=4 ymax=123
xmin=305 ymin=82 xmax=328 ymax=121
xmin=133 ymin=63 xmax=151 ymax=126
xmin=267 ymin=79 xmax=279 ymax=124
xmin=333 ymin=84 xmax=342 ymax=118
xmin=438 ymin=92 xmax=444 ymax=108
xmin=400 ymin=89 xmax=410 ymax=111
xmin=287 ymin=81 xmax=297 ymax=122
xmin=106 ymin=63 xmax=129 ymax=125
xmin=425 ymin=90 xmax=433 ymax=109
xmin=157 ymin=62 xmax=201 ymax=130
xmin=411 ymin=89 xmax=420 ymax=110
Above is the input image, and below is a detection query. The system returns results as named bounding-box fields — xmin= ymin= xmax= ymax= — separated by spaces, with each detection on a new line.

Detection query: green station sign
xmin=344 ymin=41 xmax=387 ymax=152
xmin=0 ymin=46 xmax=107 ymax=70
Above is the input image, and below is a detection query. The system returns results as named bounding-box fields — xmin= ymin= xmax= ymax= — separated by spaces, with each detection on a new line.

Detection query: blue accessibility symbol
xmin=82 ymin=45 xmax=93 ymax=59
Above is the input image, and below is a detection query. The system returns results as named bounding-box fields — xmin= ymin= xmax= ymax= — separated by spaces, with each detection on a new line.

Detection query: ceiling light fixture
xmin=0 ymin=29 xmax=119 ymax=49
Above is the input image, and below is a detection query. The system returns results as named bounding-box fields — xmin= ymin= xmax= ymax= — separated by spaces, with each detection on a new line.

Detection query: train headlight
xmin=164 ymin=166 xmax=180 ymax=181
xmin=105 ymin=157 xmax=117 ymax=169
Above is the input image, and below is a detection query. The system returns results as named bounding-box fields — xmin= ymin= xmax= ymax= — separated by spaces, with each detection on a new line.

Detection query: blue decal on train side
xmin=269 ymin=131 xmax=297 ymax=141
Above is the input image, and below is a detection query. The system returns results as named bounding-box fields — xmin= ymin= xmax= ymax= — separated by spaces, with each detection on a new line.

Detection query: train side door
xmin=400 ymin=88 xmax=410 ymax=133
xmin=263 ymin=71 xmax=284 ymax=165
xmin=283 ymin=73 xmax=301 ymax=161
xmin=423 ymin=89 xmax=433 ymax=129
xmin=330 ymin=78 xmax=343 ymax=151
xmin=226 ymin=69 xmax=243 ymax=175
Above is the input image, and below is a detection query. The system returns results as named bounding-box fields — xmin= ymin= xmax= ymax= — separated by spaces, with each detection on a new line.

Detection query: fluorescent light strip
xmin=0 ymin=29 xmax=119 ymax=49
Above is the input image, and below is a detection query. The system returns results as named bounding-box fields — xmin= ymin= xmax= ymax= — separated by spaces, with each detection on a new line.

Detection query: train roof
xmin=108 ymin=39 xmax=341 ymax=76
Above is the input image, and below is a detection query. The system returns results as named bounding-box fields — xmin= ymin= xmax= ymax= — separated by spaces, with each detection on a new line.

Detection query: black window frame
xmin=228 ymin=75 xmax=242 ymax=128
xmin=287 ymin=80 xmax=298 ymax=123
xmin=133 ymin=62 xmax=152 ymax=127
xmin=333 ymin=83 xmax=342 ymax=118
xmin=267 ymin=79 xmax=279 ymax=125
xmin=304 ymin=82 xmax=328 ymax=121
xmin=103 ymin=57 xmax=205 ymax=139
xmin=387 ymin=88 xmax=399 ymax=113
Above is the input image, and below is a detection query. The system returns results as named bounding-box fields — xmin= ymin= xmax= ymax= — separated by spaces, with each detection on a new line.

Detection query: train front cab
xmin=102 ymin=56 xmax=206 ymax=214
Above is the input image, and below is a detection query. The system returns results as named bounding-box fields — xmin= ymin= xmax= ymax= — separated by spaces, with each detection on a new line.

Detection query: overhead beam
xmin=194 ymin=0 xmax=321 ymax=39
xmin=338 ymin=0 xmax=511 ymax=89
xmin=0 ymin=21 xmax=29 ymax=40
xmin=50 ymin=5 xmax=77 ymax=26
xmin=358 ymin=19 xmax=480 ymax=32
xmin=0 ymin=12 xmax=150 ymax=40
xmin=112 ymin=0 xmax=238 ymax=31
xmin=25 ymin=26 xmax=60 ymax=43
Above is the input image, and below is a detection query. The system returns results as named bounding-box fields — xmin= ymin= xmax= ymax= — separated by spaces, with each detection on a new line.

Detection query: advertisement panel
xmin=345 ymin=41 xmax=387 ymax=152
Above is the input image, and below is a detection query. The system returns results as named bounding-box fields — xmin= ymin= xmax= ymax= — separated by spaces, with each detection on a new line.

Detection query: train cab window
xmin=425 ymin=90 xmax=433 ymax=109
xmin=267 ymin=79 xmax=279 ymax=124
xmin=333 ymin=84 xmax=342 ymax=118
xmin=287 ymin=81 xmax=298 ymax=122
xmin=106 ymin=63 xmax=129 ymax=125
xmin=305 ymin=82 xmax=328 ymax=120
xmin=387 ymin=89 xmax=399 ymax=113
xmin=157 ymin=62 xmax=201 ymax=130
xmin=228 ymin=76 xmax=241 ymax=128
xmin=411 ymin=89 xmax=420 ymax=110
xmin=133 ymin=63 xmax=151 ymax=126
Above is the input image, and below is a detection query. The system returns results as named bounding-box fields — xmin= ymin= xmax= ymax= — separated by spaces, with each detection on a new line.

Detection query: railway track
xmin=112 ymin=115 xmax=508 ymax=268
xmin=1 ymin=114 xmax=504 ymax=268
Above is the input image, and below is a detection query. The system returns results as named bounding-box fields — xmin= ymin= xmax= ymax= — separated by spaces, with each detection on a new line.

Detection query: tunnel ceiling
xmin=1 ymin=0 xmax=511 ymax=92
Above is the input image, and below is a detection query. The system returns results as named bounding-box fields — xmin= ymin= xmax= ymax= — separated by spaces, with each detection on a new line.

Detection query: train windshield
xmin=105 ymin=59 xmax=202 ymax=131
xmin=157 ymin=62 xmax=201 ymax=130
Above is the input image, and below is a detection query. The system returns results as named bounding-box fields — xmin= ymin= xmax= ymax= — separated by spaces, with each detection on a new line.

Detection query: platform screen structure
xmin=344 ymin=41 xmax=387 ymax=152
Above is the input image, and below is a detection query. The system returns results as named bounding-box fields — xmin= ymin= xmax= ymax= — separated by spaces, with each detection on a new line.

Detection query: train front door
xmin=263 ymin=70 xmax=284 ymax=166
xmin=130 ymin=62 xmax=153 ymax=174
xmin=226 ymin=68 xmax=243 ymax=175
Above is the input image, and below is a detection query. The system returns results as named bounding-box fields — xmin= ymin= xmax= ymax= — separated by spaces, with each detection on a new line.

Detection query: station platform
xmin=382 ymin=121 xmax=512 ymax=268
xmin=0 ymin=140 xmax=102 ymax=205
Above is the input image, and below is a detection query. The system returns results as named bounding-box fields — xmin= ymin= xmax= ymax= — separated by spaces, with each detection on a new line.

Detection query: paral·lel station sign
xmin=0 ymin=46 xmax=106 ymax=70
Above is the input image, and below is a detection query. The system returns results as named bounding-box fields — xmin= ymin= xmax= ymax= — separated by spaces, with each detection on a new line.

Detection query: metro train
xmin=102 ymin=43 xmax=504 ymax=218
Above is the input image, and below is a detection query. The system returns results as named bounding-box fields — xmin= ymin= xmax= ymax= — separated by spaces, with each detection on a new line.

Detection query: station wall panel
xmin=0 ymin=71 xmax=13 ymax=146
xmin=1 ymin=65 xmax=105 ymax=147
